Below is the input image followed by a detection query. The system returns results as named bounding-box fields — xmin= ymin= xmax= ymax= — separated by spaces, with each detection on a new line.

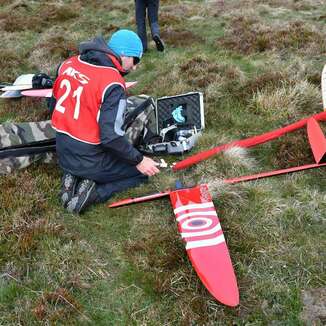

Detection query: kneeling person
xmin=51 ymin=29 xmax=159 ymax=214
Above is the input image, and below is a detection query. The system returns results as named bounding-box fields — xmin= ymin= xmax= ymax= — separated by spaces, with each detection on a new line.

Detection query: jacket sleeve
xmin=47 ymin=64 xmax=61 ymax=113
xmin=98 ymin=84 xmax=143 ymax=165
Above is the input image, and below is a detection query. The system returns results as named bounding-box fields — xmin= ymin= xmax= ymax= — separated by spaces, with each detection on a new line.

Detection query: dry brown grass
xmin=159 ymin=12 xmax=183 ymax=28
xmin=37 ymin=36 xmax=78 ymax=62
xmin=255 ymin=0 xmax=324 ymax=11
xmin=0 ymin=97 xmax=50 ymax=122
xmin=28 ymin=31 xmax=79 ymax=73
xmin=0 ymin=49 xmax=25 ymax=81
xmin=179 ymin=55 xmax=245 ymax=104
xmin=1 ymin=218 xmax=64 ymax=254
xmin=161 ymin=27 xmax=204 ymax=47
xmin=218 ymin=16 xmax=326 ymax=55
xmin=32 ymin=287 xmax=83 ymax=322
xmin=102 ymin=23 xmax=120 ymax=35
xmin=163 ymin=3 xmax=203 ymax=18
xmin=0 ymin=3 xmax=79 ymax=33
xmin=271 ymin=130 xmax=314 ymax=168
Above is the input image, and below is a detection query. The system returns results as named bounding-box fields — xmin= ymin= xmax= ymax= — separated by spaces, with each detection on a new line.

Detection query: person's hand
xmin=136 ymin=156 xmax=160 ymax=176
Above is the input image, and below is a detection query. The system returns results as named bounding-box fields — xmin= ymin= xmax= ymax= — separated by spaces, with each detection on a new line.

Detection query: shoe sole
xmin=61 ymin=179 xmax=79 ymax=208
xmin=75 ymin=182 xmax=96 ymax=214
xmin=153 ymin=36 xmax=164 ymax=52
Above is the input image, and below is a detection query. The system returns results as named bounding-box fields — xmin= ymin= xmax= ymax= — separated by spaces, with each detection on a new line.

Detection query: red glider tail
xmin=307 ymin=118 xmax=326 ymax=164
xmin=169 ymin=184 xmax=239 ymax=307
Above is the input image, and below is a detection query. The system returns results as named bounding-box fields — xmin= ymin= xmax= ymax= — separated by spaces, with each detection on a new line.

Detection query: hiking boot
xmin=66 ymin=179 xmax=97 ymax=214
xmin=60 ymin=173 xmax=79 ymax=208
xmin=153 ymin=35 xmax=164 ymax=52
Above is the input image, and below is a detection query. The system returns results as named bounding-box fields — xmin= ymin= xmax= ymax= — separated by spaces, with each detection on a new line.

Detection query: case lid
xmin=156 ymin=92 xmax=204 ymax=134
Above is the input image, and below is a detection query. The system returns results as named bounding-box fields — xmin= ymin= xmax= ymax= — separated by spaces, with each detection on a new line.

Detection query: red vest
xmin=51 ymin=55 xmax=126 ymax=144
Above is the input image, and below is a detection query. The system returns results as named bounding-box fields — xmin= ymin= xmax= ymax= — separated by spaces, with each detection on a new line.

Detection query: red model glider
xmin=110 ymin=111 xmax=326 ymax=306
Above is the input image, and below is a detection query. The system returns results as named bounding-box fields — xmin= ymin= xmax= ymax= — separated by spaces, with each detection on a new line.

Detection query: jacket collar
xmin=107 ymin=54 xmax=127 ymax=75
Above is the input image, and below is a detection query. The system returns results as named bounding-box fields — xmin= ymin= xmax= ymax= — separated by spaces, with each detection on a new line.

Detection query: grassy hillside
xmin=0 ymin=0 xmax=325 ymax=324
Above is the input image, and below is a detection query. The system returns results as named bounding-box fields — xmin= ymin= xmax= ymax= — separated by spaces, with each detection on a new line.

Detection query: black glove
xmin=32 ymin=73 xmax=53 ymax=89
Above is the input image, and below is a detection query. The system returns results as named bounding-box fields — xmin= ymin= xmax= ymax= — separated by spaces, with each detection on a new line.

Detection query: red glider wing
xmin=173 ymin=111 xmax=326 ymax=171
xmin=169 ymin=184 xmax=239 ymax=307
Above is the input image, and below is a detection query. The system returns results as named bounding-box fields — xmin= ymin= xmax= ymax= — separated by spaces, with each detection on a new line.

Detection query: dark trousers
xmin=135 ymin=0 xmax=160 ymax=50
xmin=87 ymin=162 xmax=148 ymax=203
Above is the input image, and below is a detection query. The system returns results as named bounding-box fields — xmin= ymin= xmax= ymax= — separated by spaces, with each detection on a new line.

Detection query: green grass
xmin=0 ymin=0 xmax=325 ymax=324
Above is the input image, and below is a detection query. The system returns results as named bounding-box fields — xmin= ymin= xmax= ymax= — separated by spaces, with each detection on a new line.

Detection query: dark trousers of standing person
xmin=135 ymin=0 xmax=160 ymax=51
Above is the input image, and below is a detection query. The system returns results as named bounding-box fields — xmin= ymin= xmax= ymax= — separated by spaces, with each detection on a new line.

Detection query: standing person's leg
xmin=147 ymin=0 xmax=164 ymax=51
xmin=135 ymin=0 xmax=148 ymax=51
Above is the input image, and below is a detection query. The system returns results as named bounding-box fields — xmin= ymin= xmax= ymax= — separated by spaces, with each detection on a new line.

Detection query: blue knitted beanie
xmin=107 ymin=29 xmax=143 ymax=59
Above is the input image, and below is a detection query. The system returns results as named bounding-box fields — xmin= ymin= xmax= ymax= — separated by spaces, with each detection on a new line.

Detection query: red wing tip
xmin=218 ymin=294 xmax=239 ymax=307
xmin=108 ymin=203 xmax=122 ymax=208
xmin=208 ymin=286 xmax=239 ymax=307
xmin=225 ymin=298 xmax=239 ymax=307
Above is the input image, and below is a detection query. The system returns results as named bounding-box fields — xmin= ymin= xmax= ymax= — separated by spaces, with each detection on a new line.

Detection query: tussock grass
xmin=180 ymin=55 xmax=244 ymax=90
xmin=250 ymin=80 xmax=321 ymax=119
xmin=163 ymin=3 xmax=203 ymax=18
xmin=0 ymin=50 xmax=24 ymax=82
xmin=161 ymin=28 xmax=204 ymax=47
xmin=29 ymin=30 xmax=79 ymax=74
xmin=256 ymin=0 xmax=325 ymax=11
xmin=0 ymin=3 xmax=79 ymax=33
xmin=271 ymin=130 xmax=315 ymax=168
xmin=0 ymin=97 xmax=50 ymax=123
xmin=218 ymin=16 xmax=326 ymax=55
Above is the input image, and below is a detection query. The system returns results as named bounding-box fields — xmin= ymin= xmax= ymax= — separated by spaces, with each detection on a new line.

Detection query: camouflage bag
xmin=0 ymin=120 xmax=55 ymax=175
xmin=125 ymin=95 xmax=156 ymax=146
xmin=0 ymin=95 xmax=155 ymax=175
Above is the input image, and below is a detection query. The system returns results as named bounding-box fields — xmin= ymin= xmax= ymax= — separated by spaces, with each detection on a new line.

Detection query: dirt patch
xmin=218 ymin=16 xmax=326 ymax=55
xmin=301 ymin=288 xmax=326 ymax=324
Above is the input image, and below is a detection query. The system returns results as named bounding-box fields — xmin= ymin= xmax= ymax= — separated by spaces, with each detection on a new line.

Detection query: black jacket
xmin=53 ymin=37 xmax=143 ymax=179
